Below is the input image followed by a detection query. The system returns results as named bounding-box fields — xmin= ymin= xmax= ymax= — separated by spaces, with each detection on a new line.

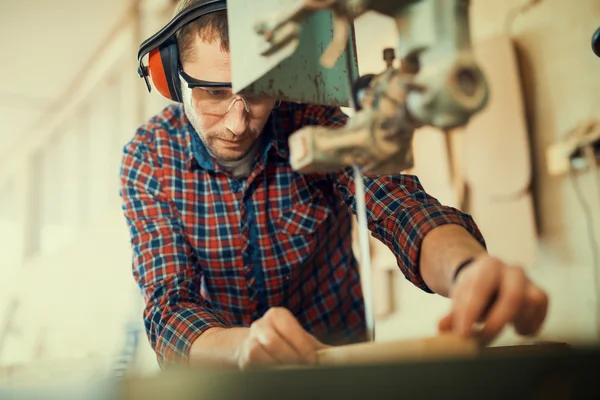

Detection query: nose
xmin=224 ymin=98 xmax=249 ymax=136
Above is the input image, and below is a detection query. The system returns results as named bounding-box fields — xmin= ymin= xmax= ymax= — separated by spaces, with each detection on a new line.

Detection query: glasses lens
xmin=192 ymin=86 xmax=273 ymax=115
xmin=194 ymin=87 xmax=235 ymax=114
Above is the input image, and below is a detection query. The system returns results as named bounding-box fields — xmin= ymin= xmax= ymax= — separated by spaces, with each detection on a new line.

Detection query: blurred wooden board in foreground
xmin=317 ymin=334 xmax=479 ymax=366
xmin=121 ymin=343 xmax=600 ymax=400
xmin=316 ymin=334 xmax=572 ymax=367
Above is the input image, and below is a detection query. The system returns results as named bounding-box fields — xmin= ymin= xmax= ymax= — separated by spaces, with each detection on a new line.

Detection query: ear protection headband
xmin=137 ymin=0 xmax=227 ymax=103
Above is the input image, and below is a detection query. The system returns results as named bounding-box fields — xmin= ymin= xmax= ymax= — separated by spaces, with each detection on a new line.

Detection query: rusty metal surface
xmin=228 ymin=0 xmax=358 ymax=107
xmin=254 ymin=0 xmax=366 ymax=69
xmin=289 ymin=67 xmax=418 ymax=175
xmin=280 ymin=0 xmax=489 ymax=174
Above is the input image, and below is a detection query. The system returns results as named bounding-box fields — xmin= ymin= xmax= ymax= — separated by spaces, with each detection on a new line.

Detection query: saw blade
xmin=353 ymin=164 xmax=375 ymax=342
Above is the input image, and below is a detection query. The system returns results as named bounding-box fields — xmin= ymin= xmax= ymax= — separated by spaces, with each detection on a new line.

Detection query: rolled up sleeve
xmin=120 ymin=134 xmax=230 ymax=367
xmin=333 ymin=170 xmax=486 ymax=293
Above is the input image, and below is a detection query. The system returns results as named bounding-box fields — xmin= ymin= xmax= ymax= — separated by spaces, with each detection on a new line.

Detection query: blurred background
xmin=0 ymin=0 xmax=599 ymax=387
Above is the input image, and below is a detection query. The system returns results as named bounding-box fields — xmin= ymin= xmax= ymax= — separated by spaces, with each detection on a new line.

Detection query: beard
xmin=200 ymin=129 xmax=259 ymax=162
xmin=182 ymin=89 xmax=259 ymax=162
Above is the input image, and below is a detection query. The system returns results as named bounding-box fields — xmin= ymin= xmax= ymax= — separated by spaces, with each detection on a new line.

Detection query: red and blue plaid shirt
xmin=120 ymin=102 xmax=485 ymax=367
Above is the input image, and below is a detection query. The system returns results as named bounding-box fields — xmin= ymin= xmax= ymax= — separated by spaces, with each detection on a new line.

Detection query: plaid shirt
xmin=120 ymin=102 xmax=485 ymax=367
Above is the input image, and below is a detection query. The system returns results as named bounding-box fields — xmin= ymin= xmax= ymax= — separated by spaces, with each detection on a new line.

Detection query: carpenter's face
xmin=181 ymin=37 xmax=276 ymax=161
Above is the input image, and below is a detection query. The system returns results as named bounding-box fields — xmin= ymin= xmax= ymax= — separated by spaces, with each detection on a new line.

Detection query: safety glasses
xmin=179 ymin=70 xmax=231 ymax=89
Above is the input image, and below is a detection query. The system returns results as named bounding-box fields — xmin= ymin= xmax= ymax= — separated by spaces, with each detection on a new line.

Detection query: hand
xmin=438 ymin=255 xmax=549 ymax=345
xmin=235 ymin=307 xmax=328 ymax=370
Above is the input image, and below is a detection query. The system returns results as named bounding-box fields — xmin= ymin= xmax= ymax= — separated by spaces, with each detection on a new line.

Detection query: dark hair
xmin=174 ymin=0 xmax=230 ymax=64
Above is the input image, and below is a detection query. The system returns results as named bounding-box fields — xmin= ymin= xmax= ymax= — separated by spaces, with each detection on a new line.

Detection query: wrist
xmin=451 ymin=257 xmax=476 ymax=285
xmin=420 ymin=224 xmax=486 ymax=296
xmin=189 ymin=327 xmax=249 ymax=368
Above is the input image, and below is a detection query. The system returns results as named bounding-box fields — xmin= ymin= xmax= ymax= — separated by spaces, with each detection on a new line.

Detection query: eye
xmin=205 ymin=89 xmax=230 ymax=98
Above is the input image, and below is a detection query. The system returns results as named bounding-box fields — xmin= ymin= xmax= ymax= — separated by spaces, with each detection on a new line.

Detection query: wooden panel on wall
xmin=465 ymin=35 xmax=531 ymax=197
xmin=463 ymin=35 xmax=538 ymax=267
xmin=470 ymin=190 xmax=538 ymax=267
xmin=412 ymin=127 xmax=463 ymax=210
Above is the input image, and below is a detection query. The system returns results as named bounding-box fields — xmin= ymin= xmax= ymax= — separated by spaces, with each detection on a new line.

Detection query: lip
xmin=218 ymin=138 xmax=247 ymax=148
xmin=219 ymin=138 xmax=245 ymax=143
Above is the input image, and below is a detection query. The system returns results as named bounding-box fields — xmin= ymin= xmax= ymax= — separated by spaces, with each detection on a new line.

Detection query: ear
xmin=136 ymin=0 xmax=227 ymax=102
xmin=148 ymin=40 xmax=183 ymax=102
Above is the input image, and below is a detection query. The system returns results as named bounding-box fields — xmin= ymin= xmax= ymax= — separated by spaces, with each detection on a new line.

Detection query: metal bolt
xmin=455 ymin=67 xmax=479 ymax=97
xmin=383 ymin=48 xmax=395 ymax=68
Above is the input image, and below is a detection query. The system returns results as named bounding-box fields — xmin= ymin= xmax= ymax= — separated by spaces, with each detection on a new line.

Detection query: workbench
xmin=121 ymin=344 xmax=600 ymax=400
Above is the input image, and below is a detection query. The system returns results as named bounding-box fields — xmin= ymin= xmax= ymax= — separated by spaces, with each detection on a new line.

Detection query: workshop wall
xmin=353 ymin=0 xmax=600 ymax=345
xmin=0 ymin=9 xmax=168 ymax=378
xmin=474 ymin=0 xmax=600 ymax=343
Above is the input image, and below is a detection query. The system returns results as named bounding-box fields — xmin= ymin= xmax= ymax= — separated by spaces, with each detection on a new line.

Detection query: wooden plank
xmin=470 ymin=190 xmax=538 ymax=267
xmin=412 ymin=127 xmax=460 ymax=208
xmin=464 ymin=35 xmax=532 ymax=197
xmin=317 ymin=334 xmax=479 ymax=366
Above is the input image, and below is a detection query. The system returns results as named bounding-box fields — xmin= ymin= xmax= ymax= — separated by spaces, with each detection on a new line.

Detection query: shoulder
xmin=123 ymin=104 xmax=190 ymax=167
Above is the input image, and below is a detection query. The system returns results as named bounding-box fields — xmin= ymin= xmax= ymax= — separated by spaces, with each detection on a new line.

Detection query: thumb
xmin=438 ymin=312 xmax=454 ymax=333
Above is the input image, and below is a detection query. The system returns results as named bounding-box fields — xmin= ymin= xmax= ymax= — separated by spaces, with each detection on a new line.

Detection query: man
xmin=120 ymin=0 xmax=549 ymax=370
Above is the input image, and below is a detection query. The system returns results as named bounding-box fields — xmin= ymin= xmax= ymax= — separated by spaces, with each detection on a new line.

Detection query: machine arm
xmin=255 ymin=0 xmax=489 ymax=175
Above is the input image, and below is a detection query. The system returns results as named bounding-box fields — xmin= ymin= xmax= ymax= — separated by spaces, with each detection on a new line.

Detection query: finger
xmin=479 ymin=267 xmax=527 ymax=345
xmin=252 ymin=318 xmax=303 ymax=365
xmin=239 ymin=337 xmax=279 ymax=370
xmin=438 ymin=310 xmax=454 ymax=332
xmin=307 ymin=333 xmax=330 ymax=350
xmin=268 ymin=308 xmax=320 ymax=364
xmin=453 ymin=258 xmax=501 ymax=337
xmin=438 ymin=312 xmax=454 ymax=333
xmin=514 ymin=284 xmax=549 ymax=336
xmin=477 ymin=291 xmax=499 ymax=322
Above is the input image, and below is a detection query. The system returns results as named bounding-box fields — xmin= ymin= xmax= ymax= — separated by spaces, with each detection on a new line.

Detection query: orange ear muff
xmin=147 ymin=42 xmax=183 ymax=103
xmin=148 ymin=49 xmax=172 ymax=100
xmin=137 ymin=0 xmax=226 ymax=102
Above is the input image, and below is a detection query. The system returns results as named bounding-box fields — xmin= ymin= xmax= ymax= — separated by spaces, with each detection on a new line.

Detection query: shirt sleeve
xmin=300 ymin=105 xmax=487 ymax=293
xmin=120 ymin=131 xmax=231 ymax=368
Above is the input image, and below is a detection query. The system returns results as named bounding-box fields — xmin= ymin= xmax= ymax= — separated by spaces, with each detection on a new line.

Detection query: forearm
xmin=188 ymin=327 xmax=249 ymax=368
xmin=420 ymin=224 xmax=487 ymax=297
